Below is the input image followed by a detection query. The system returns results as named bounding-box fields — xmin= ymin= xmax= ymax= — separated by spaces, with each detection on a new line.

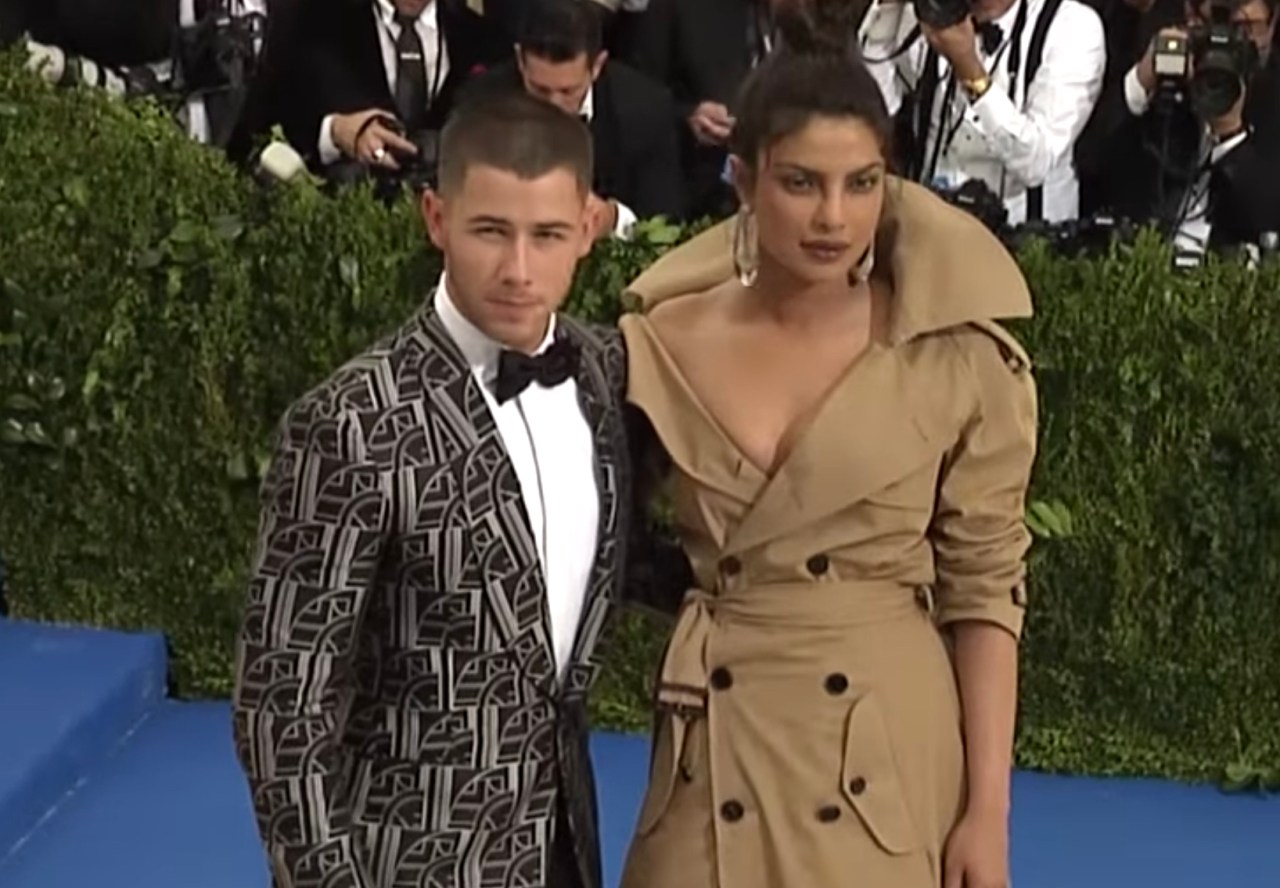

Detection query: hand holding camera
xmin=1138 ymin=2 xmax=1258 ymax=124
xmin=332 ymin=109 xmax=419 ymax=169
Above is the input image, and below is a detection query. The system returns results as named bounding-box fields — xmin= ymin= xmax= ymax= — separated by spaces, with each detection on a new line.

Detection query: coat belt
xmin=655 ymin=580 xmax=931 ymax=717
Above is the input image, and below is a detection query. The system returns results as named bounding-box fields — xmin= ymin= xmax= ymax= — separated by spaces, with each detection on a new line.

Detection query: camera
xmin=932 ymin=178 xmax=1008 ymax=236
xmin=914 ymin=0 xmax=973 ymax=29
xmin=1152 ymin=0 xmax=1258 ymax=119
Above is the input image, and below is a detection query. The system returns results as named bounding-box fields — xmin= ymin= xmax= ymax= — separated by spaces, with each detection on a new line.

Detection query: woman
xmin=617 ymin=1 xmax=1038 ymax=887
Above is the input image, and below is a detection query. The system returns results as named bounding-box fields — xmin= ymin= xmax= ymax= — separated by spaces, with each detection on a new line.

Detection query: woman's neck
xmin=744 ymin=259 xmax=867 ymax=331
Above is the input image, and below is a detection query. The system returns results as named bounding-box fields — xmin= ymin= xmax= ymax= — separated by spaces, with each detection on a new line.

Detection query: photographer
xmin=859 ymin=0 xmax=1106 ymax=225
xmin=1076 ymin=0 xmax=1280 ymax=252
xmin=279 ymin=0 xmax=510 ymax=181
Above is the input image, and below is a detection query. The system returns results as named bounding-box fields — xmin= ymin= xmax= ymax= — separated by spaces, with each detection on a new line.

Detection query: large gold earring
xmin=850 ymin=242 xmax=875 ymax=285
xmin=733 ymin=208 xmax=759 ymax=287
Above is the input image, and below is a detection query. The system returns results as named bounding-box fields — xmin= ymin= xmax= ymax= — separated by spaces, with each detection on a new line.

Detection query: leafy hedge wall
xmin=2 ymin=53 xmax=1278 ymax=789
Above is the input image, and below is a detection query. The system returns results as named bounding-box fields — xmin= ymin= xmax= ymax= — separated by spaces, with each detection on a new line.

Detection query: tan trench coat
xmin=617 ymin=179 xmax=1039 ymax=888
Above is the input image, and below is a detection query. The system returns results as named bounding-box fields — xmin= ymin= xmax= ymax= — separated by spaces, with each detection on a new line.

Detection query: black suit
xmin=624 ymin=0 xmax=766 ymax=218
xmin=1075 ymin=0 xmax=1280 ymax=248
xmin=462 ymin=60 xmax=687 ymax=222
xmin=281 ymin=0 xmax=511 ymax=165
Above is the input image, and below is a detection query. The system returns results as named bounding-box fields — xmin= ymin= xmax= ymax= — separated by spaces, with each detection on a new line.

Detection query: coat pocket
xmin=839 ymin=692 xmax=923 ymax=855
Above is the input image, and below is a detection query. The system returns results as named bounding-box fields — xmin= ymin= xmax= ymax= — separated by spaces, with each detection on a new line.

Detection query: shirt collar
xmin=579 ymin=84 xmax=595 ymax=122
xmin=374 ymin=0 xmax=438 ymax=29
xmin=433 ymin=272 xmax=557 ymax=385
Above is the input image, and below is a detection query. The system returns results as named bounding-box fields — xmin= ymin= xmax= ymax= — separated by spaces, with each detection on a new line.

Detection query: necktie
xmin=494 ymin=337 xmax=581 ymax=404
xmin=394 ymin=12 xmax=429 ymax=131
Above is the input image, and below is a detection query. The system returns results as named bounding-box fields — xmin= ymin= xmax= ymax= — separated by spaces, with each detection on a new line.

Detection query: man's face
xmin=422 ymin=164 xmax=593 ymax=354
xmin=1191 ymin=0 xmax=1273 ymax=56
xmin=516 ymin=49 xmax=606 ymax=117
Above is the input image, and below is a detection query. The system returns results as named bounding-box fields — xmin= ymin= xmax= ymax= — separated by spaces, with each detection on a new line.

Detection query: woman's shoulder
xmin=623 ymin=281 xmax=736 ymax=343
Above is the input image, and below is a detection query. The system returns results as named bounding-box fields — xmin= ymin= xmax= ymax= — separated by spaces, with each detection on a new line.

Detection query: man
xmin=463 ymin=0 xmax=685 ymax=238
xmin=624 ymin=0 xmax=785 ymax=219
xmin=232 ymin=90 xmax=651 ymax=888
xmin=1075 ymin=0 xmax=1280 ymax=252
xmin=861 ymin=0 xmax=1107 ymax=225
xmin=279 ymin=0 xmax=510 ymax=173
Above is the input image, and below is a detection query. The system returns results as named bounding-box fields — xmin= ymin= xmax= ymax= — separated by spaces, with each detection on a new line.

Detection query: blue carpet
xmin=3 ymin=701 xmax=1279 ymax=888
xmin=0 ymin=619 xmax=166 ymax=861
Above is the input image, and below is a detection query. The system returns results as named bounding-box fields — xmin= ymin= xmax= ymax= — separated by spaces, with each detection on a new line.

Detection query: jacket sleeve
xmin=930 ymin=325 xmax=1038 ymax=639
xmin=231 ymin=400 xmax=389 ymax=888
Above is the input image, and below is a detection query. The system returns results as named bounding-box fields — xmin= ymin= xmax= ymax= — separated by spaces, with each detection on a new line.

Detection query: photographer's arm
xmin=953 ymin=5 xmax=1107 ymax=188
xmin=860 ymin=0 xmax=927 ymax=117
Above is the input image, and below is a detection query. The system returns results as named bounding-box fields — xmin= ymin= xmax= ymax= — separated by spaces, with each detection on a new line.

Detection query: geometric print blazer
xmin=231 ymin=297 xmax=635 ymax=888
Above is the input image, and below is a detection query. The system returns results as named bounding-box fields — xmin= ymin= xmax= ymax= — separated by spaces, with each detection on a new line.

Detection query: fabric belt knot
xmin=655 ymin=588 xmax=716 ymax=718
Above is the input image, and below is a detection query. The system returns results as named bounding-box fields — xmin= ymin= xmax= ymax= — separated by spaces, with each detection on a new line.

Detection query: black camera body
xmin=1152 ymin=1 xmax=1258 ymax=119
xmin=914 ymin=0 xmax=973 ymax=29
xmin=933 ymin=178 xmax=1009 ymax=236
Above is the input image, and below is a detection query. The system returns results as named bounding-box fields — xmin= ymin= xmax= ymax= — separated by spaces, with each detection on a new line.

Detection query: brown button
xmin=720 ymin=556 xmax=742 ymax=576
xmin=720 ymin=800 xmax=745 ymax=822
xmin=824 ymin=673 xmax=848 ymax=695
xmin=817 ymin=805 xmax=842 ymax=823
xmin=848 ymin=776 xmax=867 ymax=795
xmin=710 ymin=667 xmax=733 ymax=690
xmin=806 ymin=554 xmax=829 ymax=575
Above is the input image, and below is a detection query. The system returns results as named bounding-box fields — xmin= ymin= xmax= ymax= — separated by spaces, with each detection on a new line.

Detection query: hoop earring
xmin=849 ymin=243 xmax=875 ymax=285
xmin=733 ymin=208 xmax=759 ymax=288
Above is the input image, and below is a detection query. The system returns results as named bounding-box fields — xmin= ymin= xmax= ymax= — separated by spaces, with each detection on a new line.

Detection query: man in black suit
xmin=232 ymin=90 xmax=686 ymax=888
xmin=463 ymin=0 xmax=686 ymax=236
xmin=624 ymin=0 xmax=783 ymax=219
xmin=280 ymin=0 xmax=511 ymax=173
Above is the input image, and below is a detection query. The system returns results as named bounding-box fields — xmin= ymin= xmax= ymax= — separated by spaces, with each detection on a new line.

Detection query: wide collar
xmin=624 ymin=176 xmax=1033 ymax=342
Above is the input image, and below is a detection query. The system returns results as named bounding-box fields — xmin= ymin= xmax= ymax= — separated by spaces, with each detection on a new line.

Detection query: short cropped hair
xmin=438 ymin=90 xmax=594 ymax=196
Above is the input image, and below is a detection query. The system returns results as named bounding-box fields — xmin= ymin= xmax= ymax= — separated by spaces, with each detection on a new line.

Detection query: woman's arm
xmin=952 ymin=622 xmax=1019 ymax=816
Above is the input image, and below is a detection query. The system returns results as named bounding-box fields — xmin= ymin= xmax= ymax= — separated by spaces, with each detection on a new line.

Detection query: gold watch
xmin=961 ymin=73 xmax=993 ymax=101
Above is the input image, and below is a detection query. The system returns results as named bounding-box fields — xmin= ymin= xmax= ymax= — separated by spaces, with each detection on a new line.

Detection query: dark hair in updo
xmin=729 ymin=0 xmax=893 ymax=167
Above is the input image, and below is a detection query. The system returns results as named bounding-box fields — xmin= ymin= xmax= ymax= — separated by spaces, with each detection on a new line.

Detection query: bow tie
xmin=977 ymin=21 xmax=1003 ymax=56
xmin=494 ymin=336 xmax=580 ymax=404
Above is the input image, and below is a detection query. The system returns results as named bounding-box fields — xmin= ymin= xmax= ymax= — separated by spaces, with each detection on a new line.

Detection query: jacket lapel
xmin=724 ymin=343 xmax=955 ymax=555
xmin=415 ymin=304 xmax=559 ymax=692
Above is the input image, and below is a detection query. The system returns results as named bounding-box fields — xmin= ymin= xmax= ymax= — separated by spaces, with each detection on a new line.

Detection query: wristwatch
xmin=961 ymin=73 xmax=993 ymax=101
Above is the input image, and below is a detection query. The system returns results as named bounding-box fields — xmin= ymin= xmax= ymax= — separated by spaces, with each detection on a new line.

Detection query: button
xmin=824 ymin=673 xmax=848 ymax=695
xmin=720 ymin=556 xmax=742 ymax=576
xmin=817 ymin=805 xmax=842 ymax=823
xmin=720 ymin=800 xmax=745 ymax=821
xmin=710 ymin=667 xmax=733 ymax=690
xmin=806 ymin=554 xmax=830 ymax=575
xmin=848 ymin=776 xmax=867 ymax=795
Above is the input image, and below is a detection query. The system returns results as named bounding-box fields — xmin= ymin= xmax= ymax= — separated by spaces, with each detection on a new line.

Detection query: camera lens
xmin=914 ymin=0 xmax=972 ymax=30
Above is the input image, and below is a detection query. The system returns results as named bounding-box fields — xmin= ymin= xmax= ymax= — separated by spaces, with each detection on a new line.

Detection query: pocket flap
xmin=840 ymin=693 xmax=922 ymax=855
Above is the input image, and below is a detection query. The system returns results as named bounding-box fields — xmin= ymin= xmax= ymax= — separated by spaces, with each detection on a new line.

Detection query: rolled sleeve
xmin=931 ymin=326 xmax=1038 ymax=639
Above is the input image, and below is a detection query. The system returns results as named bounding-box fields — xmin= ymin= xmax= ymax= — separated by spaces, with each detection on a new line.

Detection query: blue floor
xmin=1 ymin=619 xmax=1278 ymax=888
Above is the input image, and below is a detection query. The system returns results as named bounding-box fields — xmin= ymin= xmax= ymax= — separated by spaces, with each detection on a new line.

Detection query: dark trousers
xmin=548 ymin=801 xmax=583 ymax=888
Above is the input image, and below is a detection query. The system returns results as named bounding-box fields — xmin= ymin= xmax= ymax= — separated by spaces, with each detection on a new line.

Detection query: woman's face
xmin=737 ymin=115 xmax=886 ymax=287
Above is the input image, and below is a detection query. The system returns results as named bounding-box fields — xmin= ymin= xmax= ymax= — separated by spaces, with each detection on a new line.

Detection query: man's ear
xmin=421 ymin=187 xmax=447 ymax=251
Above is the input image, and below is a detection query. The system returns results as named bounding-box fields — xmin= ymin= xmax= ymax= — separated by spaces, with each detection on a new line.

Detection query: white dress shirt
xmin=1121 ymin=67 xmax=1251 ymax=256
xmin=579 ymin=84 xmax=639 ymax=240
xmin=434 ymin=277 xmax=600 ymax=675
xmin=862 ymin=0 xmax=1106 ymax=224
xmin=319 ymin=0 xmax=450 ymax=165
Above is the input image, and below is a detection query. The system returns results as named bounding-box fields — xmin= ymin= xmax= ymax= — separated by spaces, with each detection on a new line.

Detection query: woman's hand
xmin=943 ymin=805 xmax=1010 ymax=888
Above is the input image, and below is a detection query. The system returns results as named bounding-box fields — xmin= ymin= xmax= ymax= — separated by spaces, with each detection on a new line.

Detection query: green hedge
xmin=2 ymin=53 xmax=1278 ymax=790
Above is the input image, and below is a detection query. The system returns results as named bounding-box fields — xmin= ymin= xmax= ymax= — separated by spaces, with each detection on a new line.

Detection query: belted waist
xmin=656 ymin=580 xmax=932 ymax=716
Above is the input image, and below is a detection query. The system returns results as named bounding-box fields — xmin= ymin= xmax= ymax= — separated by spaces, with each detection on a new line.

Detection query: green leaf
xmin=1222 ymin=762 xmax=1261 ymax=792
xmin=0 ymin=418 xmax=25 ymax=444
xmin=0 ymin=103 xmax=19 ymax=117
xmin=82 ymin=368 xmax=101 ymax=400
xmin=136 ymin=248 xmax=164 ymax=270
xmin=168 ymin=219 xmax=201 ymax=244
xmin=339 ymin=256 xmax=360 ymax=289
xmin=61 ymin=178 xmax=89 ymax=208
xmin=213 ymin=214 xmax=245 ymax=241
xmin=225 ymin=452 xmax=250 ymax=481
xmin=4 ymin=393 xmax=40 ymax=412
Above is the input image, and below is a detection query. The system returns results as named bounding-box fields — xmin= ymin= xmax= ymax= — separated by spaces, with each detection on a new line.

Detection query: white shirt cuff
xmin=967 ymin=83 xmax=1017 ymax=142
xmin=1210 ymin=128 xmax=1250 ymax=163
xmin=612 ymin=200 xmax=638 ymax=240
xmin=319 ymin=114 xmax=342 ymax=166
xmin=1124 ymin=67 xmax=1152 ymax=117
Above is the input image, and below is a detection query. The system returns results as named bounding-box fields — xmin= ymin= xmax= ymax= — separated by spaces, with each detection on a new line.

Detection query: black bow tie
xmin=977 ymin=21 xmax=1003 ymax=56
xmin=494 ymin=336 xmax=580 ymax=404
